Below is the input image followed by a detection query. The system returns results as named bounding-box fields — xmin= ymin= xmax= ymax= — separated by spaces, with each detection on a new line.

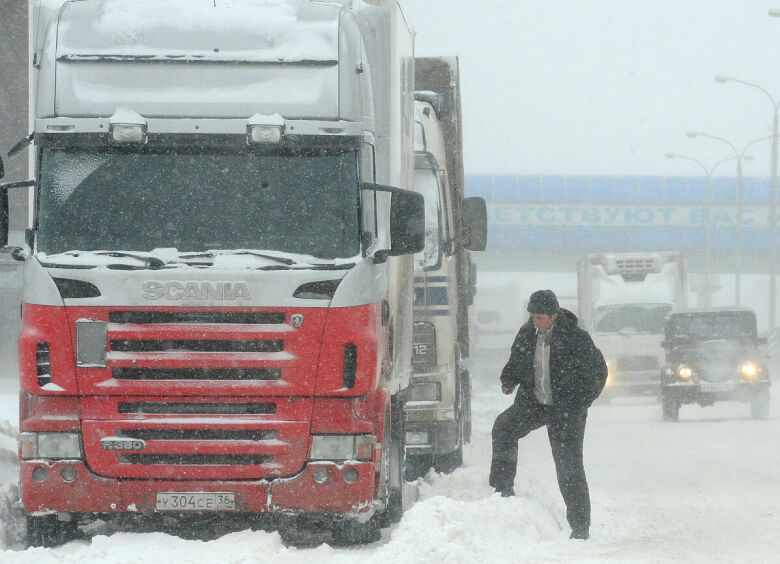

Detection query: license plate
xmin=155 ymin=492 xmax=236 ymax=511
xmin=700 ymin=380 xmax=735 ymax=393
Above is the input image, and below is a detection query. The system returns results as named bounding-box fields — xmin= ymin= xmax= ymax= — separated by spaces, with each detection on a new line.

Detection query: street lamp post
xmin=686 ymin=130 xmax=760 ymax=305
xmin=715 ymin=75 xmax=779 ymax=333
xmin=665 ymin=152 xmax=740 ymax=307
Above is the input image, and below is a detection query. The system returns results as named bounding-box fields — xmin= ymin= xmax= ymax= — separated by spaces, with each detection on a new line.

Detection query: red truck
xmin=1 ymin=0 xmax=421 ymax=546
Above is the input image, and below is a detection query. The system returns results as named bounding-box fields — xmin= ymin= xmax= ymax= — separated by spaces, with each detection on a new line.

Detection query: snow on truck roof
xmin=56 ymin=0 xmax=340 ymax=62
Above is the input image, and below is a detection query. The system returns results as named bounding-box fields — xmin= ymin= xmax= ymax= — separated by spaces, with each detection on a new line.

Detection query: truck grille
xmin=112 ymin=368 xmax=281 ymax=381
xmin=116 ymin=429 xmax=277 ymax=441
xmin=110 ymin=340 xmax=283 ymax=353
xmin=108 ymin=311 xmax=285 ymax=324
xmin=117 ymin=402 xmax=276 ymax=415
xmin=117 ymin=454 xmax=273 ymax=466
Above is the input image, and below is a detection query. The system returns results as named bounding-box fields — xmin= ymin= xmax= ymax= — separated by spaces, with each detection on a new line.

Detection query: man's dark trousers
xmin=489 ymin=400 xmax=590 ymax=533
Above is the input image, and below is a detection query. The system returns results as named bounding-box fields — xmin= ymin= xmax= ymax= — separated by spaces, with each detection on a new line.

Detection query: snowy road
xmin=0 ymin=361 xmax=778 ymax=563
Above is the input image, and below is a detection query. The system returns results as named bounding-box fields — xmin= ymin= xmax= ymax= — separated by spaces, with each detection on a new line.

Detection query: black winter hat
xmin=527 ymin=290 xmax=559 ymax=315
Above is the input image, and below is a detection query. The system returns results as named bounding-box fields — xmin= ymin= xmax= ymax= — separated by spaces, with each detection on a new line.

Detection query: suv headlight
xmin=309 ymin=435 xmax=373 ymax=461
xmin=677 ymin=365 xmax=693 ymax=380
xmin=20 ymin=432 xmax=83 ymax=460
xmin=739 ymin=361 xmax=760 ymax=380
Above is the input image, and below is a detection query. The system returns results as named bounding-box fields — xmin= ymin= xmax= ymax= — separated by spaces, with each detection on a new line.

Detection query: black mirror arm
xmin=8 ymin=132 xmax=34 ymax=160
xmin=1 ymin=179 xmax=36 ymax=190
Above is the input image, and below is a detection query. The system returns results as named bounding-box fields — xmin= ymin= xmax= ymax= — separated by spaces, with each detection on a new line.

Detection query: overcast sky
xmin=402 ymin=0 xmax=780 ymax=177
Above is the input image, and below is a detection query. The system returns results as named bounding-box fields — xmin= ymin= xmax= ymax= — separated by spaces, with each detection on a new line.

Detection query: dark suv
xmin=660 ymin=308 xmax=771 ymax=421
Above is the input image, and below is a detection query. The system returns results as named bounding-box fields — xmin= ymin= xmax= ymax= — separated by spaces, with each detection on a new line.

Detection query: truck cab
xmin=403 ymin=58 xmax=486 ymax=478
xmin=4 ymin=0 xmax=423 ymax=547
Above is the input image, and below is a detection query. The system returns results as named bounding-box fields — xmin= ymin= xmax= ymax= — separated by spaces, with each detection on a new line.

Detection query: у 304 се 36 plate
xmin=155 ymin=492 xmax=236 ymax=511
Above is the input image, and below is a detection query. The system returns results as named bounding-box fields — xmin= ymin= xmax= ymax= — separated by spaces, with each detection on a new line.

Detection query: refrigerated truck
xmin=0 ymin=0 xmax=423 ymax=546
xmin=577 ymin=252 xmax=687 ymax=398
xmin=404 ymin=58 xmax=486 ymax=477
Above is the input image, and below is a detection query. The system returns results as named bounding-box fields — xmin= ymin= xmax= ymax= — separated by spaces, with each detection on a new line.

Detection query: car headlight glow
xmin=678 ymin=365 xmax=693 ymax=379
xmin=739 ymin=361 xmax=760 ymax=380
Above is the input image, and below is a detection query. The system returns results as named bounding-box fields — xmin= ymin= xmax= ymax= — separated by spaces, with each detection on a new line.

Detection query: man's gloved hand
xmin=501 ymin=384 xmax=515 ymax=395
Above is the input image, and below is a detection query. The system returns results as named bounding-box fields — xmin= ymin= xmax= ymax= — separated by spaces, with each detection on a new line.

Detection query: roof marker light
xmin=247 ymin=113 xmax=285 ymax=144
xmin=109 ymin=108 xmax=148 ymax=144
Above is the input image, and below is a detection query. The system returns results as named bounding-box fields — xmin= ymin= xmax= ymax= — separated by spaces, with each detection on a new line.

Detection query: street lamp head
xmin=769 ymin=8 xmax=780 ymax=17
xmin=686 ymin=131 xmax=699 ymax=138
xmin=714 ymin=75 xmax=730 ymax=84
xmin=664 ymin=152 xmax=677 ymax=159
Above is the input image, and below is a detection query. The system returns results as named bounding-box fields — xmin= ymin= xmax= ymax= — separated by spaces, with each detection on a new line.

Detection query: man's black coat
xmin=500 ymin=308 xmax=608 ymax=408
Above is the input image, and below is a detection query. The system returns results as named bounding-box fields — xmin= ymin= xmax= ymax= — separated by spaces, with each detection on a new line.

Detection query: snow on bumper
xmin=20 ymin=459 xmax=377 ymax=515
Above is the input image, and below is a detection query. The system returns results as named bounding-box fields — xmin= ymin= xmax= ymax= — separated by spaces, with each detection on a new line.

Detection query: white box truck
xmin=577 ymin=252 xmax=687 ymax=399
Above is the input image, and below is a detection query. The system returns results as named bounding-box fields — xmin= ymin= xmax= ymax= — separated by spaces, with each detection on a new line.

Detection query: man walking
xmin=489 ymin=289 xmax=607 ymax=540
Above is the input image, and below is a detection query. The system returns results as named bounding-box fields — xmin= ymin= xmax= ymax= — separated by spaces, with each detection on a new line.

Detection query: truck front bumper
xmin=663 ymin=380 xmax=770 ymax=404
xmin=21 ymin=460 xmax=377 ymax=516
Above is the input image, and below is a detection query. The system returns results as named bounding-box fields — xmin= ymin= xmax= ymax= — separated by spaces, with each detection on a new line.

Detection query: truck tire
xmin=433 ymin=439 xmax=462 ymax=474
xmin=26 ymin=515 xmax=78 ymax=548
xmin=404 ymin=453 xmax=432 ymax=481
xmin=462 ymin=369 xmax=472 ymax=444
xmin=662 ymin=394 xmax=680 ymax=422
xmin=750 ymin=389 xmax=770 ymax=420
xmin=433 ymin=376 xmax=466 ymax=474
xmin=331 ymin=518 xmax=381 ymax=546
xmin=384 ymin=398 xmax=406 ymax=525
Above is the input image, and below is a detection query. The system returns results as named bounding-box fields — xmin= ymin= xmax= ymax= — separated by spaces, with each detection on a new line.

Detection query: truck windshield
xmin=670 ymin=314 xmax=756 ymax=341
xmin=37 ymin=147 xmax=360 ymax=259
xmin=593 ymin=303 xmax=672 ymax=334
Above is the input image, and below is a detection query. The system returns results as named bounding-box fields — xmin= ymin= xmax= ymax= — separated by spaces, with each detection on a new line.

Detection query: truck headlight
xmin=20 ymin=432 xmax=83 ymax=460
xmin=739 ymin=361 xmax=760 ymax=380
xmin=678 ymin=365 xmax=693 ymax=380
xmin=410 ymin=382 xmax=441 ymax=402
xmin=310 ymin=435 xmax=373 ymax=461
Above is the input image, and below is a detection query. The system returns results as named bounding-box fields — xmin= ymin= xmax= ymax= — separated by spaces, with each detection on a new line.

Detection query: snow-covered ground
xmin=0 ymin=358 xmax=777 ymax=562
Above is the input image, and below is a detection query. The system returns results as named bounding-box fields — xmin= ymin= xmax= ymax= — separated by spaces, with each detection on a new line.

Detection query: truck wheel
xmin=26 ymin=515 xmax=78 ymax=548
xmin=331 ymin=518 xmax=381 ymax=546
xmin=404 ymin=453 xmax=432 ymax=481
xmin=462 ymin=370 xmax=472 ymax=444
xmin=750 ymin=389 xmax=770 ymax=420
xmin=662 ymin=395 xmax=680 ymax=422
xmin=433 ymin=390 xmax=465 ymax=474
xmin=384 ymin=399 xmax=406 ymax=525
xmin=433 ymin=442 xmax=462 ymax=474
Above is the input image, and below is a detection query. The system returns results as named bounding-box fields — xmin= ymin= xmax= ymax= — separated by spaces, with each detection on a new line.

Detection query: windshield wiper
xmin=179 ymin=250 xmax=294 ymax=265
xmin=94 ymin=251 xmax=166 ymax=269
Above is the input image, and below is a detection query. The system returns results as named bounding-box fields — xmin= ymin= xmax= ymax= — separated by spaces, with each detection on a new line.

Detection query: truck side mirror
xmin=362 ymin=183 xmax=425 ymax=259
xmin=462 ymin=197 xmax=487 ymax=251
xmin=388 ymin=189 xmax=424 ymax=256
xmin=0 ymin=156 xmax=5 ymax=180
